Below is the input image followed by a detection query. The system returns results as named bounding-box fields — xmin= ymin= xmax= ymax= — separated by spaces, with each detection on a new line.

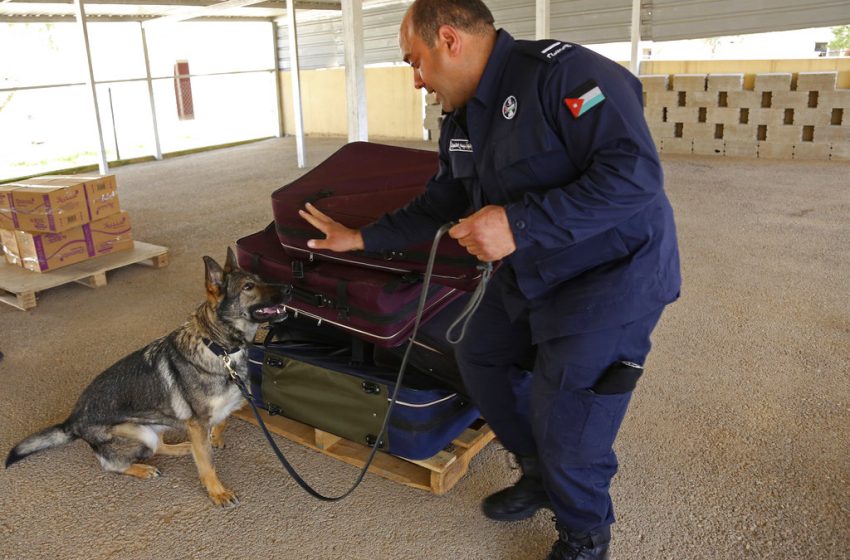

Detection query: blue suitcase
xmin=247 ymin=338 xmax=480 ymax=461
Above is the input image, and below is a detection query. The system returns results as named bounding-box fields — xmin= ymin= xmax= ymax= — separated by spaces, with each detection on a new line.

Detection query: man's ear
xmin=203 ymin=256 xmax=224 ymax=302
xmin=224 ymin=246 xmax=238 ymax=275
xmin=437 ymin=24 xmax=462 ymax=55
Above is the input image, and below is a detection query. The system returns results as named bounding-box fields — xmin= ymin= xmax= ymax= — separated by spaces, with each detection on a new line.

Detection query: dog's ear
xmin=203 ymin=256 xmax=224 ymax=302
xmin=223 ymin=246 xmax=238 ymax=275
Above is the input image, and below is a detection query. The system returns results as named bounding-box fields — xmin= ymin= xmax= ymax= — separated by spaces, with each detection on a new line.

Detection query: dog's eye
xmin=242 ymin=282 xmax=255 ymax=291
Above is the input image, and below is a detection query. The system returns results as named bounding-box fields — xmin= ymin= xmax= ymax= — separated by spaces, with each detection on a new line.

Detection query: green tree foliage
xmin=828 ymin=25 xmax=850 ymax=50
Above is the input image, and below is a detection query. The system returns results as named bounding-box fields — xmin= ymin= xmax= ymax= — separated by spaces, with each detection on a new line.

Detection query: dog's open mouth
xmin=250 ymin=303 xmax=287 ymax=322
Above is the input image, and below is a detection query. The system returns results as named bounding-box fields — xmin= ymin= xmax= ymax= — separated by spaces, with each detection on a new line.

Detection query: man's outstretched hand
xmin=299 ymin=202 xmax=365 ymax=252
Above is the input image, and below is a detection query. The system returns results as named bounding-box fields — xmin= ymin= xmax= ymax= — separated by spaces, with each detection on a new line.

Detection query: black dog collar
xmin=203 ymin=338 xmax=241 ymax=357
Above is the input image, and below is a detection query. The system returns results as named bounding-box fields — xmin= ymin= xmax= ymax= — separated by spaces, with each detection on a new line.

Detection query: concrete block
xmin=793 ymin=142 xmax=831 ymax=160
xmin=645 ymin=91 xmax=680 ymax=108
xmin=661 ymin=138 xmax=693 ymax=154
xmin=758 ymin=142 xmax=794 ymax=159
xmin=796 ymin=72 xmax=837 ymax=92
xmin=793 ymin=108 xmax=832 ymax=127
xmin=754 ymin=73 xmax=792 ymax=92
xmin=771 ymin=91 xmax=809 ymax=109
xmin=818 ymin=90 xmax=850 ymax=110
xmin=723 ymin=124 xmax=757 ymax=142
xmin=643 ymin=106 xmax=666 ymax=124
xmin=649 ymin=123 xmax=677 ymax=140
xmin=671 ymin=74 xmax=706 ymax=92
xmin=746 ymin=108 xmax=777 ymax=125
xmin=830 ymin=143 xmax=850 ymax=161
xmin=766 ymin=125 xmax=803 ymax=143
xmin=639 ymin=75 xmax=669 ymax=92
xmin=724 ymin=141 xmax=758 ymax=158
xmin=693 ymin=139 xmax=725 ymax=156
xmin=665 ymin=107 xmax=699 ymax=123
xmin=682 ymin=123 xmax=717 ymax=140
xmin=726 ymin=91 xmax=761 ymax=109
xmin=814 ymin=126 xmax=850 ymax=142
xmin=707 ymin=74 xmax=744 ymax=92
xmin=685 ymin=91 xmax=717 ymax=107
xmin=706 ymin=107 xmax=739 ymax=123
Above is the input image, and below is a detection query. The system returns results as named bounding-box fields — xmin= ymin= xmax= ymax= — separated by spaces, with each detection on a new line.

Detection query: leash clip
xmin=221 ymin=354 xmax=239 ymax=383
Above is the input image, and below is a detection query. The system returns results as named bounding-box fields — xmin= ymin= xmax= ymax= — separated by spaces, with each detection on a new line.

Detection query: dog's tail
xmin=6 ymin=423 xmax=76 ymax=468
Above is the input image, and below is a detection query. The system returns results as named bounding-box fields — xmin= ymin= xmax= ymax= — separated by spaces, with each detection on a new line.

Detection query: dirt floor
xmin=0 ymin=136 xmax=847 ymax=560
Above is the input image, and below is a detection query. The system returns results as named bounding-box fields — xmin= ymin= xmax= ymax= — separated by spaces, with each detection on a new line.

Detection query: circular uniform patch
xmin=502 ymin=95 xmax=517 ymax=120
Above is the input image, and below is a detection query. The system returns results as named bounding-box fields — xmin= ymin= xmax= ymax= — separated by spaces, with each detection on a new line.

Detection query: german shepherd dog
xmin=6 ymin=248 xmax=283 ymax=507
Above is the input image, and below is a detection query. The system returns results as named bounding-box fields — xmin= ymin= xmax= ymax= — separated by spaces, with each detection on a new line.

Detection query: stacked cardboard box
xmin=0 ymin=175 xmax=134 ymax=273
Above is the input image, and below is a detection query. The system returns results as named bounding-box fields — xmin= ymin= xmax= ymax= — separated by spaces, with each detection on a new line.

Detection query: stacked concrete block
xmin=706 ymin=74 xmax=744 ymax=92
xmin=423 ymin=92 xmax=443 ymax=143
xmin=753 ymin=73 xmax=793 ymax=92
xmin=724 ymin=141 xmax=759 ymax=158
xmin=796 ymin=72 xmax=837 ymax=92
xmin=671 ymin=74 xmax=707 ymax=92
xmin=640 ymin=69 xmax=849 ymax=160
xmin=693 ymin=138 xmax=725 ymax=156
xmin=661 ymin=138 xmax=693 ymax=155
xmin=793 ymin=142 xmax=831 ymax=161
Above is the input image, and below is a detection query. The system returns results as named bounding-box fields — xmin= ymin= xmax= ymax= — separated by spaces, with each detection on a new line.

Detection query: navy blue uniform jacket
xmin=362 ymin=31 xmax=681 ymax=342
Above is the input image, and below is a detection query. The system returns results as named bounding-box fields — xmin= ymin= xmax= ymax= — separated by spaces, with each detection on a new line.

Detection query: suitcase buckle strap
xmin=361 ymin=381 xmax=381 ymax=395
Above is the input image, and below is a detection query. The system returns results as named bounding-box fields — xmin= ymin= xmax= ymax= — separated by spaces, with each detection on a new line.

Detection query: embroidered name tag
xmin=449 ymin=139 xmax=473 ymax=152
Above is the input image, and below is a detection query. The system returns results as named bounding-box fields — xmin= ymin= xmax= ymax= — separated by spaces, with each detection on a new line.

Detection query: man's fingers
xmin=298 ymin=209 xmax=327 ymax=233
xmin=448 ymin=220 xmax=471 ymax=239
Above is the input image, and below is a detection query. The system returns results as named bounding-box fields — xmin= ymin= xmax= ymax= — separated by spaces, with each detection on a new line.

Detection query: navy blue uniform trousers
xmin=456 ymin=269 xmax=663 ymax=532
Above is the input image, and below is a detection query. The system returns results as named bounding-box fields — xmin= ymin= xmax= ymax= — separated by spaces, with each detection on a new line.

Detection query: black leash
xmin=225 ymin=222 xmax=491 ymax=501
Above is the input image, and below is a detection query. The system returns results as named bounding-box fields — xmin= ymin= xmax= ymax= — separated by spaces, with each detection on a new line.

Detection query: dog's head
xmin=203 ymin=248 xmax=284 ymax=324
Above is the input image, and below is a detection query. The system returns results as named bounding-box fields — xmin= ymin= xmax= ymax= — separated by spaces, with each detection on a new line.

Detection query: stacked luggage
xmin=237 ymin=142 xmax=482 ymax=461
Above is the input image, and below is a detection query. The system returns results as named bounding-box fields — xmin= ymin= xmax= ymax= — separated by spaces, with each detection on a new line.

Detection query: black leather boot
xmin=546 ymin=522 xmax=611 ymax=560
xmin=481 ymin=454 xmax=552 ymax=521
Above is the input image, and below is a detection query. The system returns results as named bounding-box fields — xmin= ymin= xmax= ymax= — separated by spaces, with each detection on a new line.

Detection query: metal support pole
xmin=140 ymin=22 xmax=163 ymax=160
xmin=286 ymin=0 xmax=306 ymax=168
xmin=271 ymin=20 xmax=284 ymax=139
xmin=342 ymin=0 xmax=367 ymax=142
xmin=630 ymin=0 xmax=642 ymax=76
xmin=73 ymin=0 xmax=109 ymax=174
xmin=535 ymin=0 xmax=550 ymax=40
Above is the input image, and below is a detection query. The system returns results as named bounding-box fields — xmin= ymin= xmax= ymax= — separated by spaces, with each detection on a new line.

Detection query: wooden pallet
xmin=0 ymin=241 xmax=169 ymax=310
xmin=233 ymin=407 xmax=495 ymax=495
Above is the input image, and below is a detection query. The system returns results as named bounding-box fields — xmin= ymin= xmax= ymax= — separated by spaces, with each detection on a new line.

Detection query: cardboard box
xmin=15 ymin=226 xmax=94 ymax=273
xmin=0 ymin=228 xmax=22 ymax=266
xmin=0 ymin=184 xmax=20 ymax=230
xmin=17 ymin=174 xmax=120 ymax=222
xmin=86 ymin=211 xmax=134 ymax=256
xmin=8 ymin=182 xmax=89 ymax=233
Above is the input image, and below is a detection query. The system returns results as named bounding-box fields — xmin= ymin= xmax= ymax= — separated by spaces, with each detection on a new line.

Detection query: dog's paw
xmin=209 ymin=488 xmax=240 ymax=508
xmin=125 ymin=464 xmax=162 ymax=480
xmin=210 ymin=436 xmax=226 ymax=450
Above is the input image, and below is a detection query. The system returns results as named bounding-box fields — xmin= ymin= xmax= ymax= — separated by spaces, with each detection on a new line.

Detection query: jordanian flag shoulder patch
xmin=564 ymin=80 xmax=605 ymax=119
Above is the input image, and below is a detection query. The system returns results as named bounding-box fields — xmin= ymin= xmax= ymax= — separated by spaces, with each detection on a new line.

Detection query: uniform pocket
xmin=536 ymin=228 xmax=630 ymax=286
xmin=539 ymin=388 xmax=632 ymax=465
xmin=578 ymin=390 xmax=632 ymax=453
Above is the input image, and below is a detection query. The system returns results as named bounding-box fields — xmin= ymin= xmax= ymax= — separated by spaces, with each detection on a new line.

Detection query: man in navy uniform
xmin=300 ymin=0 xmax=681 ymax=557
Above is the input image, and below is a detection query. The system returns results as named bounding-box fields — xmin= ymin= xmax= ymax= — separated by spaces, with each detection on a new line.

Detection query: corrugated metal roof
xmin=0 ymin=0 xmax=342 ymax=23
xmin=275 ymin=0 xmax=850 ymax=71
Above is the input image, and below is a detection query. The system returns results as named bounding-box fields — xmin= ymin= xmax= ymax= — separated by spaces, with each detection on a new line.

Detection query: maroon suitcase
xmin=236 ymin=224 xmax=461 ymax=348
xmin=271 ymin=141 xmax=482 ymax=290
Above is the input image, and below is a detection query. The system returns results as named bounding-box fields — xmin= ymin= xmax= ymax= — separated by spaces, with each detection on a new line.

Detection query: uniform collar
xmin=469 ymin=29 xmax=515 ymax=110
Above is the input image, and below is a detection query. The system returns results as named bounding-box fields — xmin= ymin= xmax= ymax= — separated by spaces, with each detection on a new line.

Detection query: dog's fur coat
xmin=5 ymin=248 xmax=282 ymax=507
